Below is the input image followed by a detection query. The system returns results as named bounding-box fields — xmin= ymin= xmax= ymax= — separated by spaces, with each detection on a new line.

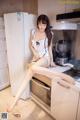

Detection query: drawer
xmin=31 ymin=78 xmax=51 ymax=106
xmin=33 ymin=73 xmax=51 ymax=87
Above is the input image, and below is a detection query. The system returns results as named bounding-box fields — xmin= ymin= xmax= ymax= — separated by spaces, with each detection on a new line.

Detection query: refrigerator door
xmin=4 ymin=12 xmax=36 ymax=99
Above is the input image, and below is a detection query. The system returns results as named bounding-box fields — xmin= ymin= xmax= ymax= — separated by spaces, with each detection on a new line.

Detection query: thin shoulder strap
xmin=44 ymin=38 xmax=47 ymax=53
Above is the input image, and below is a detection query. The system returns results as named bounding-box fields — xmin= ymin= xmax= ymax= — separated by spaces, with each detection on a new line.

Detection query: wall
xmin=38 ymin=0 xmax=80 ymax=59
xmin=0 ymin=0 xmax=38 ymax=16
xmin=38 ymin=0 xmax=80 ymax=24
xmin=38 ymin=0 xmax=64 ymax=23
xmin=23 ymin=0 xmax=38 ymax=14
xmin=74 ymin=31 xmax=80 ymax=59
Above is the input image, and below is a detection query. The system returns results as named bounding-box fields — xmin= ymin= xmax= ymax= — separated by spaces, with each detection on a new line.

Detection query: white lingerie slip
xmin=31 ymin=29 xmax=49 ymax=58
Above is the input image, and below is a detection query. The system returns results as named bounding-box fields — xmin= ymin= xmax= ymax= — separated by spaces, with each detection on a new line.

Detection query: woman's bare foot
xmin=7 ymin=107 xmax=21 ymax=118
xmin=6 ymin=101 xmax=18 ymax=112
xmin=7 ymin=105 xmax=13 ymax=112
xmin=6 ymin=102 xmax=21 ymax=117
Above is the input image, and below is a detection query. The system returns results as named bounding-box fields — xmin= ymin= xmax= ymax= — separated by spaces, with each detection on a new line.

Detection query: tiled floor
xmin=0 ymin=87 xmax=53 ymax=120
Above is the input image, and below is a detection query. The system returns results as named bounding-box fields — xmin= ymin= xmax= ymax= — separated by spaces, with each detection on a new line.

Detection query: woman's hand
xmin=31 ymin=56 xmax=40 ymax=62
xmin=50 ymin=61 xmax=57 ymax=67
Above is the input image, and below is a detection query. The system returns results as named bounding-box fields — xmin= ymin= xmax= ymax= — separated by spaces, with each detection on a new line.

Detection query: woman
xmin=7 ymin=14 xmax=75 ymax=112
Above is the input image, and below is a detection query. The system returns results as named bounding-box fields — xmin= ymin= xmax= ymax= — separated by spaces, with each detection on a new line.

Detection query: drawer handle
xmin=57 ymin=81 xmax=70 ymax=89
xmin=32 ymin=79 xmax=50 ymax=90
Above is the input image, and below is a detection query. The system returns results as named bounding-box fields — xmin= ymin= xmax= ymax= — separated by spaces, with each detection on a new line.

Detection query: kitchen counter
xmin=33 ymin=65 xmax=72 ymax=87
xmin=48 ymin=65 xmax=71 ymax=73
xmin=32 ymin=65 xmax=80 ymax=120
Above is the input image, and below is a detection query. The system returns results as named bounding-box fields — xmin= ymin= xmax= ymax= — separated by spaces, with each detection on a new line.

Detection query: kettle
xmin=55 ymin=40 xmax=69 ymax=55
xmin=55 ymin=40 xmax=71 ymax=65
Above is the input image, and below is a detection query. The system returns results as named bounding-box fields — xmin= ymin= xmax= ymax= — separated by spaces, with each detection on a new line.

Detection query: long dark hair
xmin=37 ymin=14 xmax=52 ymax=46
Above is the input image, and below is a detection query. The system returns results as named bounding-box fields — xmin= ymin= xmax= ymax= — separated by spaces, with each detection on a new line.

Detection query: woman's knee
xmin=27 ymin=64 xmax=36 ymax=74
xmin=30 ymin=64 xmax=38 ymax=73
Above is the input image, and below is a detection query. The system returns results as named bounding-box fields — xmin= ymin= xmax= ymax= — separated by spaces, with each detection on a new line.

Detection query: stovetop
xmin=64 ymin=69 xmax=80 ymax=82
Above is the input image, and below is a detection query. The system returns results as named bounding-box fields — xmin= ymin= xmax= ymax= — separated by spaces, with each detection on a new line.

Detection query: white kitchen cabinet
xmin=0 ymin=68 xmax=10 ymax=90
xmin=51 ymin=80 xmax=79 ymax=120
xmin=31 ymin=67 xmax=80 ymax=120
xmin=0 ymin=51 xmax=8 ymax=68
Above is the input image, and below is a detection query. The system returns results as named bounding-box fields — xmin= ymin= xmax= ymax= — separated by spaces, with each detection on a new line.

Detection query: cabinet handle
xmin=32 ymin=79 xmax=50 ymax=90
xmin=57 ymin=81 xmax=70 ymax=89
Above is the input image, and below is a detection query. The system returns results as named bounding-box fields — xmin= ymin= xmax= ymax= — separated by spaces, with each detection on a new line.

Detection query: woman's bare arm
xmin=29 ymin=31 xmax=40 ymax=58
xmin=48 ymin=32 xmax=56 ymax=67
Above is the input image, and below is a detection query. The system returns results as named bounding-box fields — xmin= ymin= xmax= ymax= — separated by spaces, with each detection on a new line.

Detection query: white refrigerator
xmin=4 ymin=12 xmax=36 ymax=99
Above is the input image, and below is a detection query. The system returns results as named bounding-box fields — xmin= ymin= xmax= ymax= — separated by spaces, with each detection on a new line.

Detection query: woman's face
xmin=38 ymin=21 xmax=47 ymax=32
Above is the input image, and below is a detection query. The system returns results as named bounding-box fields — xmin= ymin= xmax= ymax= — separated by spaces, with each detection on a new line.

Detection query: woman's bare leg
xmin=7 ymin=68 xmax=33 ymax=112
xmin=7 ymin=57 xmax=49 ymax=112
xmin=7 ymin=57 xmax=75 ymax=112
xmin=32 ymin=66 xmax=75 ymax=84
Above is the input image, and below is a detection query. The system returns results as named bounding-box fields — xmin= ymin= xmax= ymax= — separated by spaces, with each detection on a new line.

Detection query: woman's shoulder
xmin=30 ymin=28 xmax=37 ymax=41
xmin=31 ymin=28 xmax=36 ymax=36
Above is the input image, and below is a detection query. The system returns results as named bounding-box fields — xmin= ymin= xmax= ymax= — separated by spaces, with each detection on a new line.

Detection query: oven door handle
xmin=32 ymin=79 xmax=50 ymax=90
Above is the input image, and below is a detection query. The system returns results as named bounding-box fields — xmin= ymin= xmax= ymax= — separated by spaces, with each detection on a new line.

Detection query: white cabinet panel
xmin=0 ymin=39 xmax=7 ymax=52
xmin=0 ymin=68 xmax=10 ymax=90
xmin=0 ymin=16 xmax=10 ymax=90
xmin=0 ymin=51 xmax=8 ymax=68
xmin=0 ymin=17 xmax=4 ymax=26
xmin=51 ymin=81 xmax=79 ymax=120
xmin=0 ymin=28 xmax=5 ymax=39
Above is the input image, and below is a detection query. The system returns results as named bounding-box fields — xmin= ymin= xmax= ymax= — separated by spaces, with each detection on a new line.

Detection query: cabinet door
xmin=77 ymin=93 xmax=80 ymax=120
xmin=0 ymin=68 xmax=10 ymax=90
xmin=51 ymin=80 xmax=79 ymax=120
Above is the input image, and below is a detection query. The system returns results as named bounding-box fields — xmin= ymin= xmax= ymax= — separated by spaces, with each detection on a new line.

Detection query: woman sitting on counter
xmin=7 ymin=14 xmax=76 ymax=113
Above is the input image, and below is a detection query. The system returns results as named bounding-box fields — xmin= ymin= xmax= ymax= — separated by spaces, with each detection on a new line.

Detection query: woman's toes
xmin=13 ymin=113 xmax=21 ymax=118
